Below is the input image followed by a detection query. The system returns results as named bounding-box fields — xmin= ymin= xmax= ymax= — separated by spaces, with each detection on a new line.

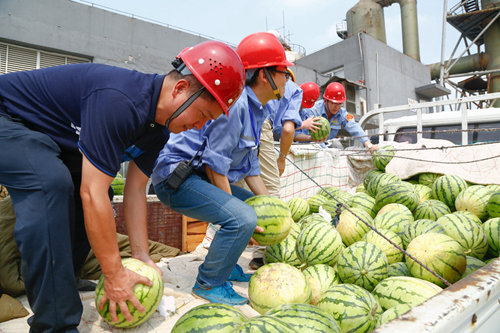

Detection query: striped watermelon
xmin=373 ymin=210 xmax=413 ymax=236
xmin=414 ymin=184 xmax=433 ymax=204
xmin=264 ymin=223 xmax=301 ymax=266
xmin=455 ymin=185 xmax=491 ymax=220
xmin=402 ymin=219 xmax=445 ymax=248
xmin=171 ymin=303 xmax=246 ymax=333
xmin=350 ymin=192 xmax=377 ymax=218
xmin=436 ymin=213 xmax=488 ymax=259
xmin=248 ymin=263 xmax=311 ymax=314
xmin=296 ymin=221 xmax=344 ymax=266
xmin=287 ymin=197 xmax=310 ymax=222
xmin=308 ymin=194 xmax=330 ymax=213
xmin=377 ymin=203 xmax=414 ymax=220
xmin=298 ymin=213 xmax=328 ymax=229
xmin=265 ymin=303 xmax=341 ymax=333
xmin=336 ymin=208 xmax=374 ymax=246
xmin=487 ymin=191 xmax=500 ymax=218
xmin=233 ymin=315 xmax=294 ymax=333
xmin=372 ymin=276 xmax=442 ymax=310
xmin=387 ymin=262 xmax=410 ymax=277
xmin=418 ymin=173 xmax=442 ymax=187
xmin=302 ymin=264 xmax=340 ymax=305
xmin=317 ymin=283 xmax=382 ymax=333
xmin=363 ymin=169 xmax=384 ymax=189
xmin=336 ymin=241 xmax=389 ymax=291
xmin=463 ymin=256 xmax=487 ymax=278
xmin=486 ymin=185 xmax=500 ymax=192
xmin=323 ymin=197 xmax=351 ymax=221
xmin=111 ymin=174 xmax=125 ymax=195
xmin=245 ymin=195 xmax=293 ymax=246
xmin=376 ymin=304 xmax=412 ymax=328
xmin=309 ymin=116 xmax=331 ymax=141
xmin=95 ymin=258 xmax=163 ymax=328
xmin=483 ymin=217 xmax=500 ymax=257
xmin=317 ymin=185 xmax=341 ymax=199
xmin=432 ymin=174 xmax=468 ymax=210
xmin=406 ymin=233 xmax=466 ymax=287
xmin=367 ymin=172 xmax=400 ymax=198
xmin=413 ymin=199 xmax=451 ymax=221
xmin=372 ymin=145 xmax=395 ymax=171
xmin=356 ymin=183 xmax=369 ymax=194
xmin=453 ymin=210 xmax=483 ymax=225
xmin=363 ymin=229 xmax=404 ymax=264
xmin=375 ymin=181 xmax=419 ymax=212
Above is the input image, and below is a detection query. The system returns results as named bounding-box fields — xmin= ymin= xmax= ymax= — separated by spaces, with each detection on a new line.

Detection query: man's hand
xmin=98 ymin=266 xmax=152 ymax=323
xmin=300 ymin=117 xmax=322 ymax=131
xmin=249 ymin=225 xmax=265 ymax=245
xmin=364 ymin=142 xmax=379 ymax=154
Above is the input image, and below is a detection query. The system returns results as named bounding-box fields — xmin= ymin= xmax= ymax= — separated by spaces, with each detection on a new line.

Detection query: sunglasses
xmin=272 ymin=69 xmax=292 ymax=80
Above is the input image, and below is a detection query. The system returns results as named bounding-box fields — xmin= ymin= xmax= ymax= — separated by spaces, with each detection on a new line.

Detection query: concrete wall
xmin=0 ymin=0 xmax=210 ymax=73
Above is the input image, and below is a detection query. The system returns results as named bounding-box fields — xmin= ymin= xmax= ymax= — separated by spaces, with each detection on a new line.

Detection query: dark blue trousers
xmin=0 ymin=114 xmax=90 ymax=332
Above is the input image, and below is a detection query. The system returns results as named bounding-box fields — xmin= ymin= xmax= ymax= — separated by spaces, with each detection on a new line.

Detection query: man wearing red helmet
xmin=151 ymin=32 xmax=292 ymax=306
xmin=0 ymin=41 xmax=245 ymax=330
xmin=294 ymin=81 xmax=323 ymax=142
xmin=305 ymin=82 xmax=377 ymax=151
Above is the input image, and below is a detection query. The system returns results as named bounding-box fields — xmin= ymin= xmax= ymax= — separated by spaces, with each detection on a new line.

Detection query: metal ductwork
xmin=346 ymin=0 xmax=421 ymax=61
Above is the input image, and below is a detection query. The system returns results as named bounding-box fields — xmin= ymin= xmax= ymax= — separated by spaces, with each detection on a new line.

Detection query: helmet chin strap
xmin=263 ymin=68 xmax=282 ymax=100
xmin=165 ymin=87 xmax=205 ymax=129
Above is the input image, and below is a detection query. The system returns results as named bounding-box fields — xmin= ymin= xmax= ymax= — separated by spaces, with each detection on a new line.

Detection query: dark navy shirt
xmin=0 ymin=63 xmax=169 ymax=176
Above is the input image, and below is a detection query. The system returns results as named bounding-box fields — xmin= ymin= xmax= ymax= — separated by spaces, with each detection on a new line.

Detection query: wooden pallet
xmin=181 ymin=215 xmax=208 ymax=252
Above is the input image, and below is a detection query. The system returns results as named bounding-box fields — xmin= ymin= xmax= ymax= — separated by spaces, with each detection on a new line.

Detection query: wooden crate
xmin=182 ymin=215 xmax=209 ymax=252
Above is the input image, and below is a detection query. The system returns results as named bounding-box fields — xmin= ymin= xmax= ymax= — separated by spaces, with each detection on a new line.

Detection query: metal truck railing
xmin=359 ymin=92 xmax=500 ymax=145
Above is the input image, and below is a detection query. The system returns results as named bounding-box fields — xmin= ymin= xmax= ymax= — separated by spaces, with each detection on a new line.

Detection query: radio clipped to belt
xmin=165 ymin=140 xmax=206 ymax=191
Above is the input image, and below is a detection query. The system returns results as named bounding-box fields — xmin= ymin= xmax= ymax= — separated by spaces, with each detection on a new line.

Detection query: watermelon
xmin=376 ymin=304 xmax=412 ymax=328
xmin=372 ymin=145 xmax=395 ymax=171
xmin=463 ymin=256 xmax=487 ymax=278
xmin=486 ymin=191 xmax=500 ymax=218
xmin=336 ymin=241 xmax=389 ymax=291
xmin=401 ymin=219 xmax=445 ymax=248
xmin=375 ymin=181 xmax=419 ymax=212
xmin=455 ymin=185 xmax=491 ymax=220
xmin=264 ymin=223 xmax=301 ymax=266
xmin=387 ymin=262 xmax=410 ymax=277
xmin=295 ymin=221 xmax=343 ymax=266
xmin=363 ymin=170 xmax=384 ymax=189
xmin=377 ymin=203 xmax=413 ymax=220
xmin=298 ymin=213 xmax=328 ymax=229
xmin=432 ymin=174 xmax=468 ymax=210
xmin=95 ymin=258 xmax=163 ymax=328
xmin=336 ymin=208 xmax=374 ymax=246
xmin=308 ymin=194 xmax=330 ymax=213
xmin=350 ymin=192 xmax=377 ymax=218
xmin=418 ymin=173 xmax=442 ymax=187
xmin=317 ymin=185 xmax=341 ymax=199
xmin=367 ymin=172 xmax=400 ymax=198
xmin=111 ymin=174 xmax=125 ymax=195
xmin=171 ymin=303 xmax=246 ymax=333
xmin=309 ymin=116 xmax=331 ymax=141
xmin=406 ymin=233 xmax=466 ymax=287
xmin=486 ymin=185 xmax=500 ymax=193
xmin=302 ymin=264 xmax=340 ymax=305
xmin=373 ymin=210 xmax=413 ymax=236
xmin=287 ymin=197 xmax=310 ymax=222
xmin=483 ymin=217 xmax=500 ymax=257
xmin=266 ymin=303 xmax=341 ymax=333
xmin=414 ymin=184 xmax=433 ymax=204
xmin=436 ymin=213 xmax=488 ymax=259
xmin=453 ymin=210 xmax=483 ymax=225
xmin=245 ymin=195 xmax=293 ymax=246
xmin=317 ymin=284 xmax=382 ymax=333
xmin=363 ymin=229 xmax=404 ymax=264
xmin=356 ymin=183 xmax=369 ymax=194
xmin=248 ymin=263 xmax=311 ymax=314
xmin=233 ymin=315 xmax=295 ymax=333
xmin=372 ymin=276 xmax=442 ymax=310
xmin=413 ymin=199 xmax=451 ymax=221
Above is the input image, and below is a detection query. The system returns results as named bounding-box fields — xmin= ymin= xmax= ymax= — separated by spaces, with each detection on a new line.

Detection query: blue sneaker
xmin=192 ymin=281 xmax=248 ymax=306
xmin=228 ymin=264 xmax=253 ymax=282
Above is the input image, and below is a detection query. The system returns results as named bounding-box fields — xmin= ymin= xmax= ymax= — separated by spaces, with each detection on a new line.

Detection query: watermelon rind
xmin=266 ymin=303 xmax=341 ymax=333
xmin=171 ymin=303 xmax=246 ymax=333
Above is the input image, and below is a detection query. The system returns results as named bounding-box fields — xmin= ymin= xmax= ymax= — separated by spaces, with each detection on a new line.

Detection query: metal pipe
xmin=397 ymin=0 xmax=420 ymax=61
xmin=439 ymin=0 xmax=448 ymax=85
xmin=347 ymin=0 xmax=387 ymax=43
xmin=429 ymin=53 xmax=490 ymax=79
xmin=482 ymin=0 xmax=500 ymax=106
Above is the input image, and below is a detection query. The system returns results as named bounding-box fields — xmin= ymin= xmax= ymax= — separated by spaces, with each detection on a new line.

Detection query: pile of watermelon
xmin=171 ymin=145 xmax=500 ymax=332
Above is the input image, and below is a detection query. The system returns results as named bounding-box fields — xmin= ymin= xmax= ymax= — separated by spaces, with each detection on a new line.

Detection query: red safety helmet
xmin=236 ymin=32 xmax=294 ymax=70
xmin=323 ymin=82 xmax=346 ymax=104
xmin=299 ymin=82 xmax=320 ymax=108
xmin=177 ymin=41 xmax=245 ymax=115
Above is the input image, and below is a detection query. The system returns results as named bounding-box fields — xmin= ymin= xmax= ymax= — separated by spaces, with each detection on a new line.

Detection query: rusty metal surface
xmin=374 ymin=259 xmax=500 ymax=332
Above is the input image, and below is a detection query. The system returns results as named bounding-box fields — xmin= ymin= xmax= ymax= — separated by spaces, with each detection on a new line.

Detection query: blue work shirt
xmin=266 ymin=80 xmax=302 ymax=137
xmin=312 ymin=100 xmax=368 ymax=143
xmin=152 ymin=86 xmax=269 ymax=185
xmin=0 ymin=63 xmax=168 ymax=176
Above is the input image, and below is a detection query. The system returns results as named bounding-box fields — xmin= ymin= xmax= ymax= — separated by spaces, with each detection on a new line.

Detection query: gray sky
xmin=75 ymin=0 xmax=463 ymax=66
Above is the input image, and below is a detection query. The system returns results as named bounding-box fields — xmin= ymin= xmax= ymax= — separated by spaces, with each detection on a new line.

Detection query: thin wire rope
xmin=276 ymin=147 xmax=452 ymax=287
